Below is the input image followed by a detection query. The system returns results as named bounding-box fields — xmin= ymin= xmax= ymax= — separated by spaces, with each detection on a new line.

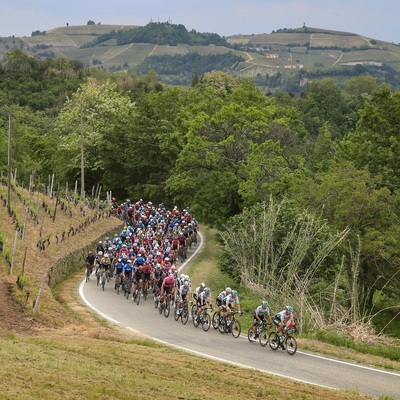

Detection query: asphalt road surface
xmin=80 ymin=236 xmax=400 ymax=399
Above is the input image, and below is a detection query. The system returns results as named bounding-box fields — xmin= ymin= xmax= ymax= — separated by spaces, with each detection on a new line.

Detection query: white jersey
xmin=224 ymin=294 xmax=239 ymax=305
xmin=255 ymin=305 xmax=270 ymax=317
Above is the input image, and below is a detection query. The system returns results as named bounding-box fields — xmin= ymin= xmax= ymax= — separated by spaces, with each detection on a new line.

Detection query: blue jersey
xmin=135 ymin=256 xmax=146 ymax=266
xmin=124 ymin=264 xmax=133 ymax=278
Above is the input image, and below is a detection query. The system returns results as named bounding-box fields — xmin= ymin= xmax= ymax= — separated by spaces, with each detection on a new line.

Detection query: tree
xmin=339 ymin=84 xmax=400 ymax=189
xmin=54 ymin=79 xmax=135 ymax=195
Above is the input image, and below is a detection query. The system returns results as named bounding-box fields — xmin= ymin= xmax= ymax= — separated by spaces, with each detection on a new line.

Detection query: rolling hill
xmin=1 ymin=23 xmax=400 ymax=90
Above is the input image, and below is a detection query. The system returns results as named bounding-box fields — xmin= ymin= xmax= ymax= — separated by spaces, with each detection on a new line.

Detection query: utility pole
xmin=7 ymin=109 xmax=12 ymax=214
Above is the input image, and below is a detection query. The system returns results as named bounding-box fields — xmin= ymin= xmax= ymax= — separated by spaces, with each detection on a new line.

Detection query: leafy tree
xmin=339 ymin=84 xmax=400 ymax=189
xmin=296 ymin=78 xmax=353 ymax=138
xmin=344 ymin=76 xmax=377 ymax=96
xmin=54 ymin=79 xmax=136 ymax=193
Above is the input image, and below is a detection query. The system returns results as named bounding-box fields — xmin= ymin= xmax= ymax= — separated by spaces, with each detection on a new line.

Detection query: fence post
xmin=32 ymin=273 xmax=48 ymax=315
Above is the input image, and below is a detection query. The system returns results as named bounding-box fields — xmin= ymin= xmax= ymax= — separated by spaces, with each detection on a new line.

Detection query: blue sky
xmin=1 ymin=0 xmax=399 ymax=44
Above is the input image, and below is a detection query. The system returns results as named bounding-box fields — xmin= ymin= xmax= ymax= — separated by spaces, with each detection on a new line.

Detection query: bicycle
xmin=96 ymin=268 xmax=101 ymax=286
xmin=100 ymin=269 xmax=106 ymax=291
xmin=115 ymin=274 xmax=123 ymax=294
xmin=192 ymin=304 xmax=213 ymax=332
xmin=247 ymin=321 xmax=273 ymax=346
xmin=85 ymin=264 xmax=92 ymax=283
xmin=154 ymin=288 xmax=161 ymax=309
xmin=218 ymin=309 xmax=242 ymax=338
xmin=123 ymin=278 xmax=133 ymax=299
xmin=268 ymin=326 xmax=298 ymax=355
xmin=174 ymin=299 xmax=190 ymax=325
xmin=159 ymin=293 xmax=172 ymax=318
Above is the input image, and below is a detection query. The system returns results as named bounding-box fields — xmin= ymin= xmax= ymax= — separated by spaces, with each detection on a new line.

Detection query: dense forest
xmin=0 ymin=49 xmax=399 ymax=337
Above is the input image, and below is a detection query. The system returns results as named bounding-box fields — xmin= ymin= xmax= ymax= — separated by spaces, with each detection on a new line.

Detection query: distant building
xmin=265 ymin=53 xmax=279 ymax=59
xmin=284 ymin=64 xmax=303 ymax=69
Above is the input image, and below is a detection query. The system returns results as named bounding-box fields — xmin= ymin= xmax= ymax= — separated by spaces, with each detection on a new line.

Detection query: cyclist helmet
xmin=200 ymin=282 xmax=206 ymax=288
xmin=104 ymin=253 xmax=109 ymax=258
xmin=231 ymin=290 xmax=238 ymax=297
xmin=261 ymin=300 xmax=268 ymax=308
xmin=99 ymin=241 xmax=102 ymax=244
xmin=183 ymin=280 xmax=189 ymax=287
xmin=98 ymin=251 xmax=103 ymax=256
xmin=285 ymin=305 xmax=293 ymax=312
xmin=225 ymin=287 xmax=232 ymax=293
xmin=205 ymin=287 xmax=211 ymax=294
xmin=118 ymin=258 xmax=122 ymax=262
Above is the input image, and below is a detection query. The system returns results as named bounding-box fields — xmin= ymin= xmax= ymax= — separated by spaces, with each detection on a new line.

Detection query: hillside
xmin=1 ymin=23 xmax=400 ymax=90
xmin=0 ymin=183 xmax=397 ymax=399
xmin=0 ymin=182 xmax=122 ymax=335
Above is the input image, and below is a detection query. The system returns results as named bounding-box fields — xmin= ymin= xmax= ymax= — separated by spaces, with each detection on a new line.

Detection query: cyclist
xmin=216 ymin=287 xmax=231 ymax=317
xmin=85 ymin=250 xmax=95 ymax=275
xmin=160 ymin=272 xmax=176 ymax=304
xmin=132 ymin=264 xmax=144 ymax=301
xmin=273 ymin=305 xmax=295 ymax=349
xmin=223 ymin=290 xmax=241 ymax=322
xmin=176 ymin=279 xmax=191 ymax=315
xmin=142 ymin=259 xmax=153 ymax=293
xmin=251 ymin=300 xmax=272 ymax=341
xmin=113 ymin=258 xmax=125 ymax=290
xmin=193 ymin=282 xmax=206 ymax=302
xmin=99 ymin=252 xmax=112 ymax=280
xmin=124 ymin=259 xmax=134 ymax=280
xmin=96 ymin=241 xmax=105 ymax=254
xmin=195 ymin=287 xmax=212 ymax=322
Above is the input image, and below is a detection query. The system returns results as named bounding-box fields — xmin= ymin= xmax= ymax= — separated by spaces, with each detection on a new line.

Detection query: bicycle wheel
xmin=202 ymin=313 xmax=211 ymax=332
xmin=174 ymin=307 xmax=180 ymax=321
xmin=193 ymin=311 xmax=200 ymax=327
xmin=212 ymin=311 xmax=220 ymax=330
xmin=285 ymin=335 xmax=297 ymax=355
xmin=181 ymin=306 xmax=189 ymax=325
xmin=247 ymin=325 xmax=255 ymax=342
xmin=259 ymin=326 xmax=271 ymax=347
xmin=154 ymin=296 xmax=159 ymax=309
xmin=164 ymin=301 xmax=170 ymax=318
xmin=268 ymin=332 xmax=280 ymax=351
xmin=218 ymin=317 xmax=226 ymax=334
xmin=101 ymin=275 xmax=106 ymax=291
xmin=191 ymin=303 xmax=197 ymax=317
xmin=135 ymin=290 xmax=141 ymax=305
xmin=158 ymin=301 xmax=163 ymax=314
xmin=231 ymin=319 xmax=241 ymax=338
xmin=143 ymin=287 xmax=148 ymax=301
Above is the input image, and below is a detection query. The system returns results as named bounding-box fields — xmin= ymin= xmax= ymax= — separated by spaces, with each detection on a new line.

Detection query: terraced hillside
xmin=1 ymin=24 xmax=400 ymax=89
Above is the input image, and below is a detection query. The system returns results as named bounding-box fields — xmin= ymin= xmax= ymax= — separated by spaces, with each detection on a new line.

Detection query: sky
xmin=0 ymin=0 xmax=399 ymax=44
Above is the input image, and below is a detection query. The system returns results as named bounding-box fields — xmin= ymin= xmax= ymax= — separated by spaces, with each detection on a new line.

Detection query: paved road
xmin=80 ymin=236 xmax=400 ymax=400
